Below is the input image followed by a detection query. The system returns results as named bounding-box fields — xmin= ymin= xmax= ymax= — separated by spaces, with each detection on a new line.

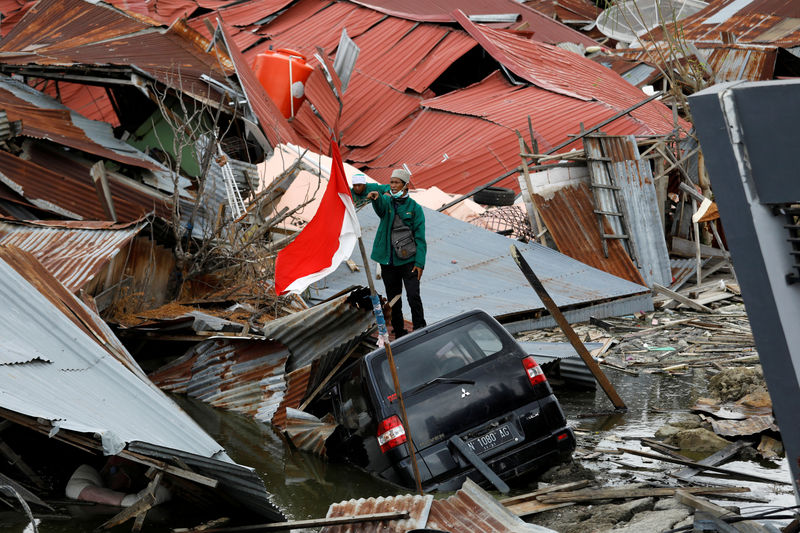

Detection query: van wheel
xmin=473 ymin=186 xmax=515 ymax=206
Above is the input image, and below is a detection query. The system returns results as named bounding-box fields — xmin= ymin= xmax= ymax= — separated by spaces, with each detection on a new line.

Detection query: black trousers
xmin=381 ymin=262 xmax=426 ymax=336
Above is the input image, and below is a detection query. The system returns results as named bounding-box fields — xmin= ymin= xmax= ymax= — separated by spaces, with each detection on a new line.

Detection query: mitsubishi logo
xmin=461 ymin=387 xmax=470 ymax=398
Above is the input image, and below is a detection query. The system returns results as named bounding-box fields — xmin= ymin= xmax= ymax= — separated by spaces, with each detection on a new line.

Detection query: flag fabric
xmin=274 ymin=139 xmax=361 ymax=294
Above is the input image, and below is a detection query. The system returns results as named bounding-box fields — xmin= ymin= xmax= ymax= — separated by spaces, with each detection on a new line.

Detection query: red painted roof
xmin=217 ymin=0 xmax=294 ymax=26
xmin=349 ymin=0 xmax=600 ymax=46
xmin=349 ymin=71 xmax=678 ymax=194
xmin=454 ymin=13 xmax=688 ymax=133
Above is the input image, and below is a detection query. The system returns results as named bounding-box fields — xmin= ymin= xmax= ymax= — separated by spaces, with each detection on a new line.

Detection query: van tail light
xmin=377 ymin=415 xmax=407 ymax=453
xmin=557 ymin=432 xmax=569 ymax=442
xmin=522 ymin=356 xmax=547 ymax=386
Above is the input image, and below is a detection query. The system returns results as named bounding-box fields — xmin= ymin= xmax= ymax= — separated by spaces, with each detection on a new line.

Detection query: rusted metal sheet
xmin=533 ymin=183 xmax=645 ymax=285
xmin=282 ymin=408 xmax=337 ymax=456
xmin=321 ymin=493 xmax=434 ymax=532
xmin=704 ymin=44 xmax=777 ymax=81
xmin=0 ymin=148 xmax=169 ymax=221
xmin=217 ymin=20 xmax=301 ymax=148
xmin=584 ymin=135 xmax=671 ymax=287
xmin=321 ymin=478 xmax=557 ymax=532
xmin=0 ymin=0 xmax=233 ymax=97
xmin=261 ymin=291 xmax=375 ymax=371
xmin=0 ymin=218 xmax=145 ymax=293
xmin=0 ymin=76 xmax=167 ymax=171
xmin=649 ymin=0 xmax=800 ymax=46
xmin=271 ymin=364 xmax=313 ymax=429
xmin=149 ymin=338 xmax=290 ymax=424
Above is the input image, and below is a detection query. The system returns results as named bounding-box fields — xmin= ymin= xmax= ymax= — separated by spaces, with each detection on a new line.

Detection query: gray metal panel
xmin=621 ymin=63 xmax=657 ymax=87
xmin=306 ymin=206 xmax=651 ymax=326
xmin=127 ymin=441 xmax=284 ymax=520
xmin=517 ymin=341 xmax=600 ymax=388
xmin=262 ymin=292 xmax=375 ymax=371
xmin=721 ymin=81 xmax=800 ymax=203
xmin=0 ymin=254 xmax=227 ymax=457
xmin=689 ymin=79 xmax=800 ymax=501
xmin=613 ymin=159 xmax=672 ymax=286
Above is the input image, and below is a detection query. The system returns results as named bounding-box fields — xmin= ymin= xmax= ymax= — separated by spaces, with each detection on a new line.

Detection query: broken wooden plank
xmin=652 ymin=283 xmax=713 ymax=313
xmin=673 ymin=441 xmax=749 ymax=481
xmin=120 ymin=450 xmax=218 ymax=488
xmin=174 ymin=512 xmax=410 ymax=532
xmin=0 ymin=439 xmax=48 ymax=489
xmin=506 ymin=500 xmax=574 ymax=517
xmin=672 ymin=236 xmax=727 ymax=258
xmin=676 ymin=490 xmax=771 ymax=533
xmin=617 ymin=447 xmax=789 ymax=485
xmin=499 ymin=480 xmax=592 ymax=506
xmin=537 ymin=485 xmax=749 ymax=504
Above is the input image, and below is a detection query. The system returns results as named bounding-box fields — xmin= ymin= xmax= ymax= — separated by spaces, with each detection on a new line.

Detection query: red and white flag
xmin=274 ymin=139 xmax=361 ymax=294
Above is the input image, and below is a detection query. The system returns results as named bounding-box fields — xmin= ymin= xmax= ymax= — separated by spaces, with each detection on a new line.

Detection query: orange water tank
xmin=252 ymin=48 xmax=314 ymax=119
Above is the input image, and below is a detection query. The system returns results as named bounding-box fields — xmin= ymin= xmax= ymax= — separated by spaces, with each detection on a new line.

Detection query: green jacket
xmin=370 ymin=193 xmax=426 ymax=268
xmin=351 ymin=183 xmax=390 ymax=207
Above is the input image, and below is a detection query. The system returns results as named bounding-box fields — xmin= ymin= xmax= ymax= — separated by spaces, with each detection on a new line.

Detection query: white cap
xmin=352 ymin=173 xmax=367 ymax=185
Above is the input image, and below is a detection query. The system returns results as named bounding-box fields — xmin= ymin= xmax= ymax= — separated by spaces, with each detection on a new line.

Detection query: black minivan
xmin=313 ymin=310 xmax=575 ymax=492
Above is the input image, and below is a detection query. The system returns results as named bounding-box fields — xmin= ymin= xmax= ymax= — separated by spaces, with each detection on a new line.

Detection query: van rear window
xmin=377 ymin=319 xmax=504 ymax=397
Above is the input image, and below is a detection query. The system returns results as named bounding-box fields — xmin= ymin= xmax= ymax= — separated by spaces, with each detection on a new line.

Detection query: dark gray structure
xmin=690 ymin=80 xmax=800 ymax=501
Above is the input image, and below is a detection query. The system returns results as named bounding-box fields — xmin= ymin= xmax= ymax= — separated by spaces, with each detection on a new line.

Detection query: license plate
xmin=464 ymin=424 xmax=515 ymax=455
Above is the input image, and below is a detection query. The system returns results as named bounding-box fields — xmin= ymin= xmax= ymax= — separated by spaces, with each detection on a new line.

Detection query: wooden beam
xmin=538 ymin=485 xmax=749 ymax=504
xmin=511 ymin=245 xmax=626 ymax=410
xmin=652 ymin=283 xmax=713 ymax=313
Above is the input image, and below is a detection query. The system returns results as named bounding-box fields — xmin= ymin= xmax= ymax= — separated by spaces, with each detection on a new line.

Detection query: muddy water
xmin=562 ymin=367 xmax=796 ymax=523
xmin=6 ymin=367 xmax=795 ymax=531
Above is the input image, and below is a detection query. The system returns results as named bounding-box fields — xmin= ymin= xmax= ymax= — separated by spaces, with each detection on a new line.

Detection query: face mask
xmin=391 ymin=189 xmax=405 ymax=198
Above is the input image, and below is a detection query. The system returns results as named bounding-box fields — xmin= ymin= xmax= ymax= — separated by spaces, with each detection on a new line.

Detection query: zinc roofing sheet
xmin=349 ymin=0 xmax=599 ymax=47
xmin=0 ymin=246 xmax=228 ymax=457
xmin=454 ymin=13 xmax=688 ymax=133
xmin=0 ymin=219 xmax=146 ymax=293
xmin=649 ymin=0 xmax=800 ymax=45
xmin=0 ymin=76 xmax=166 ymax=170
xmin=703 ymin=44 xmax=777 ymax=81
xmin=401 ymin=29 xmax=478 ymax=93
xmin=306 ymin=203 xmax=651 ymax=325
xmin=217 ymin=0 xmax=295 ymax=26
xmin=148 ymin=338 xmax=290 ymax=424
xmin=322 ymin=494 xmax=434 ymax=532
xmin=533 ymin=182 xmax=645 ymax=285
xmin=0 ymin=149 xmax=165 ymax=221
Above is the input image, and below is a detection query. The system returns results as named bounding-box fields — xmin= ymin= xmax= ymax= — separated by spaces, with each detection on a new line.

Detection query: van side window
xmin=339 ymin=370 xmax=372 ymax=434
xmin=378 ymin=317 xmax=506 ymax=395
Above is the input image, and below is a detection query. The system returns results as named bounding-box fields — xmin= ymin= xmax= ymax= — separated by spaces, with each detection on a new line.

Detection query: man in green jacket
xmin=350 ymin=173 xmax=390 ymax=207
xmin=366 ymin=169 xmax=426 ymax=338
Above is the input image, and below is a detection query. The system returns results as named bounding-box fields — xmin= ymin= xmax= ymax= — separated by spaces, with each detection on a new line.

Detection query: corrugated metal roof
xmin=401 ymin=29 xmax=478 ymax=93
xmin=281 ymin=407 xmax=337 ymax=456
xmin=149 ymin=338 xmax=291 ymax=424
xmin=305 ymin=203 xmax=651 ymax=327
xmin=271 ymin=364 xmax=313 ymax=429
xmin=261 ymin=291 xmax=375 ymax=370
xmin=648 ymin=0 xmax=800 ymax=45
xmin=522 ymin=0 xmax=602 ymax=23
xmin=533 ymin=182 xmax=645 ymax=285
xmin=0 ymin=246 xmax=230 ymax=456
xmin=353 ymin=72 xmax=667 ymax=194
xmin=0 ymin=147 xmax=169 ymax=221
xmin=702 ymin=43 xmax=778 ymax=81
xmin=217 ymin=0 xmax=294 ymax=26
xmin=322 ymin=493 xmax=434 ymax=532
xmin=0 ymin=75 xmax=168 ymax=171
xmin=0 ymin=0 xmax=234 ymax=95
xmin=0 ymin=219 xmax=146 ymax=293
xmin=454 ymin=13 xmax=690 ymax=134
xmin=348 ymin=0 xmax=600 ymax=47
